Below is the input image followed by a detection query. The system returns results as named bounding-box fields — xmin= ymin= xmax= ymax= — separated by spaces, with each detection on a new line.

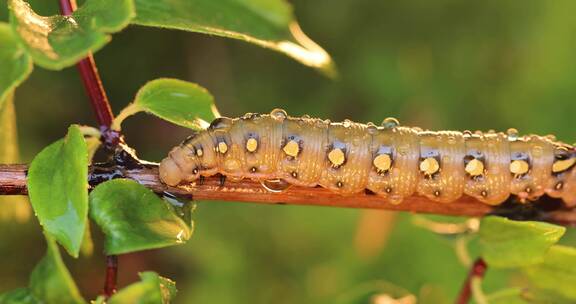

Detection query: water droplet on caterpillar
xmin=343 ymin=119 xmax=352 ymax=128
xmin=382 ymin=117 xmax=400 ymax=129
xmin=507 ymin=128 xmax=519 ymax=141
xmin=301 ymin=114 xmax=311 ymax=119
xmin=270 ymin=108 xmax=288 ymax=121
xmin=260 ymin=179 xmax=292 ymax=193
xmin=366 ymin=122 xmax=378 ymax=134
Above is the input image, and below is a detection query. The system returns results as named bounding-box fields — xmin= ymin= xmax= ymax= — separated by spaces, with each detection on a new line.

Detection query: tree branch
xmin=3 ymin=163 xmax=576 ymax=223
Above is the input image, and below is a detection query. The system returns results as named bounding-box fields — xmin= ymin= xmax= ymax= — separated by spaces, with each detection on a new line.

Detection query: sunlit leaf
xmin=0 ymin=22 xmax=32 ymax=104
xmin=479 ymin=216 xmax=565 ymax=268
xmin=8 ymin=0 xmax=134 ymax=70
xmin=27 ymin=125 xmax=89 ymax=257
xmin=113 ymin=78 xmax=218 ymax=130
xmin=0 ymin=90 xmax=30 ymax=222
xmin=28 ymin=236 xmax=85 ymax=303
xmin=523 ymin=245 xmax=576 ymax=300
xmin=107 ymin=272 xmax=177 ymax=304
xmin=89 ymin=179 xmax=193 ymax=255
xmin=132 ymin=0 xmax=335 ymax=75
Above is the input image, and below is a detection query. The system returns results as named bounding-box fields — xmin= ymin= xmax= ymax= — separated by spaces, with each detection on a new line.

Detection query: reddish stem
xmin=104 ymin=255 xmax=118 ymax=297
xmin=59 ymin=0 xmax=117 ymax=143
xmin=456 ymin=258 xmax=488 ymax=304
xmin=59 ymin=0 xmax=120 ymax=296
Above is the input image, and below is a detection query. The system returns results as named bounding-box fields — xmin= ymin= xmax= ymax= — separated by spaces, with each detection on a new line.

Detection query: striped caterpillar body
xmin=159 ymin=109 xmax=576 ymax=206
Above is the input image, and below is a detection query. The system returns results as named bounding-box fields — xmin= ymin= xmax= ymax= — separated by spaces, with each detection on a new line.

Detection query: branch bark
xmin=3 ymin=163 xmax=576 ymax=223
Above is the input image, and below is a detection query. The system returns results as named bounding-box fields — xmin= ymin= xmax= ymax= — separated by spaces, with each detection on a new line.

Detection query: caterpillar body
xmin=159 ymin=109 xmax=576 ymax=206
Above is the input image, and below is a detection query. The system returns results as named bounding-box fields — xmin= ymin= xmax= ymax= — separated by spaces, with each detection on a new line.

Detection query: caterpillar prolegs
xmin=159 ymin=109 xmax=576 ymax=206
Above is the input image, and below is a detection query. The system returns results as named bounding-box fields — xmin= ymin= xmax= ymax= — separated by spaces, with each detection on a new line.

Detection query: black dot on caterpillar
xmin=159 ymin=109 xmax=576 ymax=206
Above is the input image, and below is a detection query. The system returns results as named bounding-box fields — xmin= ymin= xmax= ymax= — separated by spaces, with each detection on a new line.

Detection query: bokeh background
xmin=1 ymin=0 xmax=576 ymax=303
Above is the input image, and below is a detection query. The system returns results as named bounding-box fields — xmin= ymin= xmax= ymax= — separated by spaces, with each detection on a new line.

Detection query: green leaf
xmin=113 ymin=78 xmax=218 ymax=130
xmin=0 ymin=288 xmax=36 ymax=304
xmin=523 ymin=245 xmax=576 ymax=300
xmin=479 ymin=216 xmax=565 ymax=268
xmin=27 ymin=125 xmax=89 ymax=257
xmin=8 ymin=0 xmax=134 ymax=70
xmin=28 ymin=236 xmax=85 ymax=304
xmin=89 ymin=179 xmax=193 ymax=255
xmin=108 ymin=272 xmax=176 ymax=304
xmin=0 ymin=90 xmax=30 ymax=222
xmin=0 ymin=22 xmax=32 ymax=104
xmin=132 ymin=0 xmax=335 ymax=75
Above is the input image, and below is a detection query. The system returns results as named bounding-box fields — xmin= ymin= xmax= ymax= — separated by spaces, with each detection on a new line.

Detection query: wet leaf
xmin=479 ymin=216 xmax=565 ymax=268
xmin=89 ymin=179 xmax=193 ymax=255
xmin=113 ymin=78 xmax=218 ymax=130
xmin=132 ymin=0 xmax=335 ymax=75
xmin=0 ymin=22 xmax=32 ymax=104
xmin=28 ymin=236 xmax=85 ymax=303
xmin=523 ymin=245 xmax=576 ymax=300
xmin=107 ymin=272 xmax=177 ymax=304
xmin=8 ymin=0 xmax=134 ymax=70
xmin=27 ymin=125 xmax=89 ymax=257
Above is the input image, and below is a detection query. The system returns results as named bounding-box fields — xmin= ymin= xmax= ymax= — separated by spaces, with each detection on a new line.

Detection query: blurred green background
xmin=1 ymin=0 xmax=576 ymax=303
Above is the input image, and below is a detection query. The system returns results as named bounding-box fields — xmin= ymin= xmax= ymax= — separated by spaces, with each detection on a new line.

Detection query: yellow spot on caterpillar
xmin=283 ymin=140 xmax=300 ymax=157
xmin=328 ymin=148 xmax=346 ymax=167
xmin=465 ymin=158 xmax=485 ymax=177
xmin=510 ymin=160 xmax=529 ymax=175
xmin=552 ymin=158 xmax=576 ymax=173
xmin=217 ymin=142 xmax=228 ymax=154
xmin=196 ymin=148 xmax=203 ymax=157
xmin=419 ymin=157 xmax=439 ymax=176
xmin=246 ymin=138 xmax=258 ymax=152
xmin=373 ymin=154 xmax=392 ymax=173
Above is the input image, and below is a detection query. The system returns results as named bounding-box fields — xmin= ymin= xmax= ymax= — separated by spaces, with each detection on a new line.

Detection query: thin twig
xmin=456 ymin=258 xmax=488 ymax=304
xmin=3 ymin=163 xmax=576 ymax=224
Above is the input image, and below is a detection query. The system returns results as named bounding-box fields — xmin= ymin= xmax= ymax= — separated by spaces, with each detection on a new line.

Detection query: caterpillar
xmin=159 ymin=109 xmax=576 ymax=206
